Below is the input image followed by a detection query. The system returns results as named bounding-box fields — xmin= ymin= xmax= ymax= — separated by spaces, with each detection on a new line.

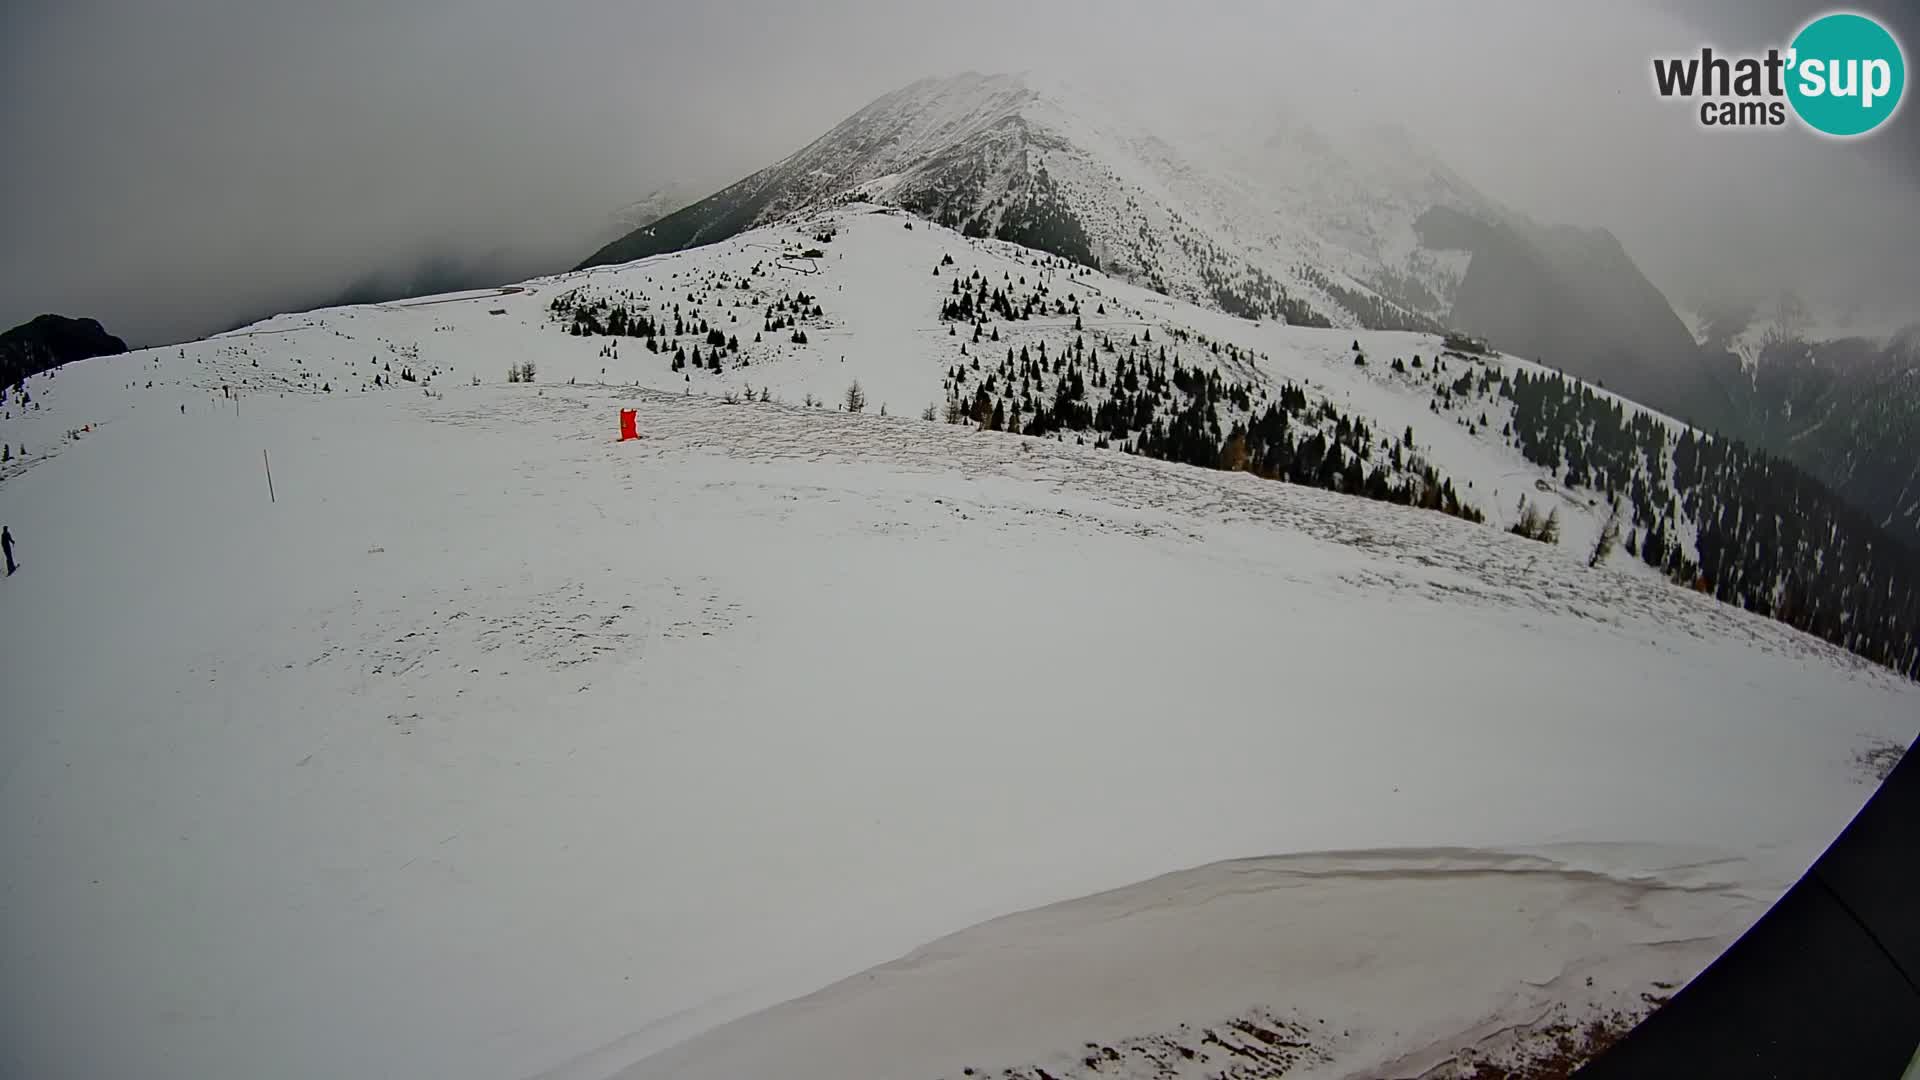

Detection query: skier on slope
xmin=2 ymin=525 xmax=15 ymax=576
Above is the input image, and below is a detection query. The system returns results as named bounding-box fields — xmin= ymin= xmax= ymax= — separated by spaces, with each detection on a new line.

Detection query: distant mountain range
xmin=579 ymin=71 xmax=1920 ymax=548
xmin=1727 ymin=329 xmax=1920 ymax=543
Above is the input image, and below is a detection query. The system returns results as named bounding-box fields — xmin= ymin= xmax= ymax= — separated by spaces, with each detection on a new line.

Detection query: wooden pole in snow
xmin=263 ymin=449 xmax=276 ymax=504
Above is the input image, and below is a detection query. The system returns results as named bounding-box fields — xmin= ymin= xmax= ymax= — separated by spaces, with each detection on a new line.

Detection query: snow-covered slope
xmin=580 ymin=73 xmax=1502 ymax=333
xmin=13 ymin=203 xmax=1901 ymax=669
xmin=613 ymin=846 xmax=1771 ymax=1080
xmin=572 ymin=72 xmax=1920 ymax=567
xmin=5 ymin=204 xmax=1705 ymax=569
xmin=3 ymin=205 xmax=1916 ymax=1080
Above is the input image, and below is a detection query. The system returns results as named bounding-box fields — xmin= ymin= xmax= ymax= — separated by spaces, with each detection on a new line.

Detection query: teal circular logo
xmin=1787 ymin=12 xmax=1906 ymax=136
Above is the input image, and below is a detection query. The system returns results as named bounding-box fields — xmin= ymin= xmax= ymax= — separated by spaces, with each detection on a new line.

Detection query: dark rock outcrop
xmin=1 ymin=314 xmax=129 ymax=388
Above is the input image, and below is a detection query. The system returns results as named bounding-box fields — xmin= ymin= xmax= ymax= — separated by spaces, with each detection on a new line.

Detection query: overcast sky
xmin=3 ymin=0 xmax=1916 ymax=345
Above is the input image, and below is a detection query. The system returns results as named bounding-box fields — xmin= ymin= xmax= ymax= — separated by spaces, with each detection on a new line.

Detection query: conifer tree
xmin=1589 ymin=500 xmax=1622 ymax=567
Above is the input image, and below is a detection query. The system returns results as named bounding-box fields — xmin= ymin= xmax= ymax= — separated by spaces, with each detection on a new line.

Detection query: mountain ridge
xmin=1 ymin=314 xmax=128 ymax=389
xmin=577 ymin=72 xmax=1489 ymax=335
xmin=17 ymin=199 xmax=1915 ymax=678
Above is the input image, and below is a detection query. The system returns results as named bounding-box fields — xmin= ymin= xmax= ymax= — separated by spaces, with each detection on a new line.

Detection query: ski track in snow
xmin=2 ymin=206 xmax=1917 ymax=1080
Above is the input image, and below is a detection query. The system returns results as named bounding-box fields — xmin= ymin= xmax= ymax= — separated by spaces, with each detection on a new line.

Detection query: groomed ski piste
xmin=2 ymin=204 xmax=1916 ymax=1080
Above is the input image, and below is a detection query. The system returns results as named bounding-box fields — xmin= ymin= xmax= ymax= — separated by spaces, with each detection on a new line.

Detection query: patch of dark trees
xmin=1509 ymin=368 xmax=1919 ymax=679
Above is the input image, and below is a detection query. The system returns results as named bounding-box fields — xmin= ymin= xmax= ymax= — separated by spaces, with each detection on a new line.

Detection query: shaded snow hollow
xmin=1 ymin=206 xmax=1915 ymax=1080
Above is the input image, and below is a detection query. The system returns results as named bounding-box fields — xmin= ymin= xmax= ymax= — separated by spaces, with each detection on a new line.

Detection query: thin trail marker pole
xmin=263 ymin=449 xmax=276 ymax=504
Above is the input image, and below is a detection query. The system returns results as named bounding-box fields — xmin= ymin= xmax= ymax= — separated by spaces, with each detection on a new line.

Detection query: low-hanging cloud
xmin=2 ymin=0 xmax=1915 ymax=345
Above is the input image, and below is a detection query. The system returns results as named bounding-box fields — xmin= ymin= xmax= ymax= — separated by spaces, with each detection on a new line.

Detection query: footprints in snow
xmin=292 ymin=577 xmax=748 ymax=741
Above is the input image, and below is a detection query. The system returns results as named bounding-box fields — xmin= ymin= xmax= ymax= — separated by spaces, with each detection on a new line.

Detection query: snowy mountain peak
xmin=579 ymin=72 xmax=1505 ymax=336
xmin=829 ymin=71 xmax=1039 ymax=166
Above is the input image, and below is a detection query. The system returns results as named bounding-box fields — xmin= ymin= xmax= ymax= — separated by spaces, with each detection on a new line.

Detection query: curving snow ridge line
xmin=593 ymin=843 xmax=1776 ymax=1080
